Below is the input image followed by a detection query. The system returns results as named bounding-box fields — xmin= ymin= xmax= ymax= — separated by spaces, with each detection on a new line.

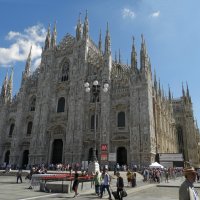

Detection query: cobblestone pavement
xmin=1 ymin=171 xmax=200 ymax=200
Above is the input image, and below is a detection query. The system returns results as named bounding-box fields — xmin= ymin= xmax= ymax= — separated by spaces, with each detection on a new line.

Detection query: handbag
xmin=121 ymin=189 xmax=127 ymax=197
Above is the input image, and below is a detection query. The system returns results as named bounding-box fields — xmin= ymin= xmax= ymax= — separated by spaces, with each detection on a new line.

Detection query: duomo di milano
xmin=0 ymin=12 xmax=200 ymax=169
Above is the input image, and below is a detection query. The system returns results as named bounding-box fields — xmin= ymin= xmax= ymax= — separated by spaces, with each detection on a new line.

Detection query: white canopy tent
xmin=149 ymin=162 xmax=164 ymax=168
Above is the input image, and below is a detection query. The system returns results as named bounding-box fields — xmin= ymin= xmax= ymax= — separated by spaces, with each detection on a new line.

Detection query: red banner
xmin=101 ymin=153 xmax=108 ymax=161
xmin=101 ymin=144 xmax=108 ymax=151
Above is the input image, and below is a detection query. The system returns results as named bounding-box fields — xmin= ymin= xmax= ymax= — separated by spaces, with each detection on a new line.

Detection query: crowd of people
xmin=0 ymin=162 xmax=81 ymax=171
xmin=70 ymin=166 xmax=127 ymax=199
xmin=141 ymin=167 xmax=184 ymax=183
xmin=1 ymin=162 xmax=200 ymax=199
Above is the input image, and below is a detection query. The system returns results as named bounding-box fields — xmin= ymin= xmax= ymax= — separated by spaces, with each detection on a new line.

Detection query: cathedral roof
xmin=111 ymin=62 xmax=130 ymax=83
xmin=57 ymin=33 xmax=75 ymax=51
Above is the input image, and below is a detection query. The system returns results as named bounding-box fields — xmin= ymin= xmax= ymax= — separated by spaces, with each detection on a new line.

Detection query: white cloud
xmin=151 ymin=11 xmax=160 ymax=18
xmin=122 ymin=8 xmax=135 ymax=19
xmin=0 ymin=24 xmax=46 ymax=70
xmin=6 ymin=31 xmax=21 ymax=40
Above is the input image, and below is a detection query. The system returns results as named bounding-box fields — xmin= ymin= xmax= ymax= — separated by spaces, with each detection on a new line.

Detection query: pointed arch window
xmin=57 ymin=97 xmax=65 ymax=113
xmin=61 ymin=61 xmax=69 ymax=82
xmin=91 ymin=115 xmax=98 ymax=130
xmin=27 ymin=121 xmax=33 ymax=135
xmin=117 ymin=112 xmax=125 ymax=128
xmin=9 ymin=123 xmax=15 ymax=137
xmin=30 ymin=96 xmax=36 ymax=111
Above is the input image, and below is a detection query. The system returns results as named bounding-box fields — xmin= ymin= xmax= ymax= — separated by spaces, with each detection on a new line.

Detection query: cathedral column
xmin=47 ymin=138 xmax=53 ymax=164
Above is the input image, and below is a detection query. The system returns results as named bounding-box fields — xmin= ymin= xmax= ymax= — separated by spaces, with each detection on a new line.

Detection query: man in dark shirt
xmin=16 ymin=169 xmax=22 ymax=183
xmin=116 ymin=172 xmax=124 ymax=200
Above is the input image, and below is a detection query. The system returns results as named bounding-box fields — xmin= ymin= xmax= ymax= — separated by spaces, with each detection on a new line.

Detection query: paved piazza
xmin=1 ymin=175 xmax=200 ymax=200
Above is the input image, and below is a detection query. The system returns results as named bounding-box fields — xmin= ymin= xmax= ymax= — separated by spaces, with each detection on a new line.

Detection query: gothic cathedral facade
xmin=0 ymin=13 xmax=199 ymax=168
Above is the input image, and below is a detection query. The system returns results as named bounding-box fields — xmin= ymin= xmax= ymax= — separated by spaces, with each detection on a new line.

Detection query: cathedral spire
xmin=1 ymin=71 xmax=8 ymax=100
xmin=115 ymin=51 xmax=117 ymax=63
xmin=119 ymin=49 xmax=121 ymax=63
xmin=104 ymin=22 xmax=111 ymax=55
xmin=140 ymin=34 xmax=148 ymax=71
xmin=7 ymin=67 xmax=14 ymax=102
xmin=103 ymin=22 xmax=112 ymax=80
xmin=76 ymin=13 xmax=82 ymax=41
xmin=154 ymin=69 xmax=157 ymax=89
xmin=131 ymin=36 xmax=137 ymax=69
xmin=44 ymin=24 xmax=51 ymax=50
xmin=148 ymin=57 xmax=152 ymax=73
xmin=22 ymin=46 xmax=32 ymax=85
xmin=98 ymin=29 xmax=102 ymax=53
xmin=83 ymin=10 xmax=89 ymax=39
xmin=51 ymin=21 xmax=57 ymax=48
xmin=25 ymin=46 xmax=32 ymax=76
xmin=141 ymin=34 xmax=147 ymax=53
xmin=186 ymin=82 xmax=191 ymax=103
xmin=182 ymin=82 xmax=185 ymax=97
xmin=186 ymin=82 xmax=190 ymax=98
xmin=158 ymin=79 xmax=161 ymax=96
xmin=168 ymin=85 xmax=171 ymax=101
xmin=162 ymin=85 xmax=165 ymax=100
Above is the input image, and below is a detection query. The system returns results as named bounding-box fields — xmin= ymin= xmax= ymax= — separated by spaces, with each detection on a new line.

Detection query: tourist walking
xmin=27 ymin=167 xmax=36 ymax=189
xmin=131 ymin=172 xmax=136 ymax=187
xmin=165 ymin=169 xmax=169 ymax=183
xmin=126 ymin=169 xmax=132 ymax=186
xmin=116 ymin=172 xmax=124 ymax=200
xmin=143 ymin=168 xmax=148 ymax=182
xmin=94 ymin=171 xmax=101 ymax=196
xmin=99 ymin=168 xmax=112 ymax=200
xmin=179 ymin=167 xmax=199 ymax=200
xmin=16 ymin=169 xmax=22 ymax=183
xmin=72 ymin=170 xmax=79 ymax=198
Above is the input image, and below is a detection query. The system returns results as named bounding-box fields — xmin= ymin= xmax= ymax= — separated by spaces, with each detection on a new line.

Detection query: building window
xmin=57 ymin=97 xmax=65 ymax=113
xmin=118 ymin=112 xmax=125 ymax=128
xmin=91 ymin=115 xmax=98 ymax=130
xmin=27 ymin=122 xmax=33 ymax=135
xmin=9 ymin=123 xmax=15 ymax=137
xmin=30 ymin=96 xmax=36 ymax=111
xmin=61 ymin=61 xmax=69 ymax=82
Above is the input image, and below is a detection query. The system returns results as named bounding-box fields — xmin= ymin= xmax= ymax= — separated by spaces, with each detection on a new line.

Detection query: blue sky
xmin=0 ymin=0 xmax=200 ymax=126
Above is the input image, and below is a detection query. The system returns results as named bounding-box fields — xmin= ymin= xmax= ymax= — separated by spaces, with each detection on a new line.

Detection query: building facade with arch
xmin=0 ymin=14 xmax=199 ymax=168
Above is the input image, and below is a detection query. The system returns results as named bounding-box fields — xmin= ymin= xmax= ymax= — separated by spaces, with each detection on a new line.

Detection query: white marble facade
xmin=0 ymin=14 xmax=199 ymax=168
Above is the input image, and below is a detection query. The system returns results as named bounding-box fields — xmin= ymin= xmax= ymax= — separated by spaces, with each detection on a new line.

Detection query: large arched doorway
xmin=4 ymin=150 xmax=10 ymax=165
xmin=88 ymin=148 xmax=98 ymax=162
xmin=117 ymin=147 xmax=127 ymax=166
xmin=52 ymin=139 xmax=63 ymax=164
xmin=22 ymin=150 xmax=29 ymax=169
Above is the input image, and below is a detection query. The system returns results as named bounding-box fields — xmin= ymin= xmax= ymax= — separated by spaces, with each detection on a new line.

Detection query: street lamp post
xmin=84 ymin=80 xmax=109 ymax=173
